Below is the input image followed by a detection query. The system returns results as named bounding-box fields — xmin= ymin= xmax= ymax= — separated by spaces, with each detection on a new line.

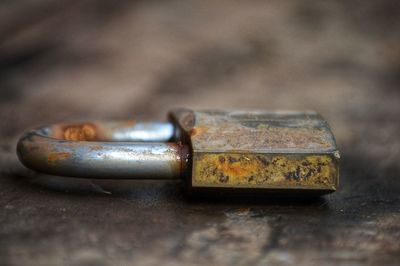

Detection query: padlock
xmin=17 ymin=108 xmax=339 ymax=196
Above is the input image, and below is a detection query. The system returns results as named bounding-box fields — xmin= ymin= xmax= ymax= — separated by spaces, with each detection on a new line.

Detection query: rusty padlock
xmin=17 ymin=109 xmax=339 ymax=196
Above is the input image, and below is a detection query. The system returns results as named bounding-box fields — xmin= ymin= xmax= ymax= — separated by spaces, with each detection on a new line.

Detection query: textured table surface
xmin=0 ymin=1 xmax=399 ymax=265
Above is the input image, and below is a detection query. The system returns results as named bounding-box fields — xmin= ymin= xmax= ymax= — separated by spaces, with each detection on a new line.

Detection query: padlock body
xmin=169 ymin=109 xmax=339 ymax=196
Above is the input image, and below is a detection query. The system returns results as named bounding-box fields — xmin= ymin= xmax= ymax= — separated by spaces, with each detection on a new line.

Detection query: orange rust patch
xmin=190 ymin=126 xmax=208 ymax=137
xmin=63 ymin=123 xmax=97 ymax=141
xmin=217 ymin=158 xmax=258 ymax=178
xmin=48 ymin=152 xmax=72 ymax=161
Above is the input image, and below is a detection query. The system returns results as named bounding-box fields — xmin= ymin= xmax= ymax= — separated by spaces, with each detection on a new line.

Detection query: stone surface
xmin=0 ymin=0 xmax=399 ymax=265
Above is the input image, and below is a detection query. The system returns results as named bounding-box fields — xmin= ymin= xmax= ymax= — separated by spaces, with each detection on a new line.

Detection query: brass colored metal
xmin=193 ymin=154 xmax=337 ymax=189
xmin=169 ymin=109 xmax=339 ymax=194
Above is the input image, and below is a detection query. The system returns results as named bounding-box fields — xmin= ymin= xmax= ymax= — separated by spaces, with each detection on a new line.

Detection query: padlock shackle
xmin=17 ymin=121 xmax=188 ymax=179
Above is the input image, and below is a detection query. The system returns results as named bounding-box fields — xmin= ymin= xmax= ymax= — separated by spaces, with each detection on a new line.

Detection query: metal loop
xmin=17 ymin=121 xmax=187 ymax=179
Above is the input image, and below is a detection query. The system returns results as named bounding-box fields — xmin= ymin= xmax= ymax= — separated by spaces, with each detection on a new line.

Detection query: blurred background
xmin=1 ymin=1 xmax=399 ymax=130
xmin=0 ymin=1 xmax=399 ymax=265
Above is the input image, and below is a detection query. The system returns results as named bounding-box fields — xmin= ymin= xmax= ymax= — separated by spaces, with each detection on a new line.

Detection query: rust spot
xmin=62 ymin=123 xmax=98 ymax=141
xmin=221 ymin=161 xmax=258 ymax=178
xmin=190 ymin=126 xmax=208 ymax=137
xmin=48 ymin=152 xmax=71 ymax=161
xmin=212 ymin=155 xmax=259 ymax=180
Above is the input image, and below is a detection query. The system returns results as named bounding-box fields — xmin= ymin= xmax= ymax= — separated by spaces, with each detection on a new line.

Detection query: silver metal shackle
xmin=17 ymin=121 xmax=188 ymax=179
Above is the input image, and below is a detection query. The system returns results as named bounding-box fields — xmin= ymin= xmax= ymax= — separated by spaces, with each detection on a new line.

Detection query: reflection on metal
xmin=17 ymin=122 xmax=183 ymax=179
xmin=17 ymin=109 xmax=340 ymax=195
xmin=49 ymin=121 xmax=174 ymax=142
xmin=111 ymin=122 xmax=174 ymax=142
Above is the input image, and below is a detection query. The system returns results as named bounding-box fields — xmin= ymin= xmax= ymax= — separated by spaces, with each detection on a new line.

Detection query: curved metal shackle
xmin=17 ymin=121 xmax=189 ymax=179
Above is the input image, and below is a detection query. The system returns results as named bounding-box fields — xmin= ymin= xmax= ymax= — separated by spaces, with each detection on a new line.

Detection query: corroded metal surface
xmin=17 ymin=122 xmax=183 ymax=179
xmin=187 ymin=110 xmax=336 ymax=152
xmin=17 ymin=109 xmax=339 ymax=193
xmin=170 ymin=109 xmax=339 ymax=192
xmin=193 ymin=154 xmax=337 ymax=189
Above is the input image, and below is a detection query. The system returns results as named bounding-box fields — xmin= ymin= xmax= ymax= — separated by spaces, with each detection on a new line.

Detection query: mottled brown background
xmin=0 ymin=1 xmax=399 ymax=265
